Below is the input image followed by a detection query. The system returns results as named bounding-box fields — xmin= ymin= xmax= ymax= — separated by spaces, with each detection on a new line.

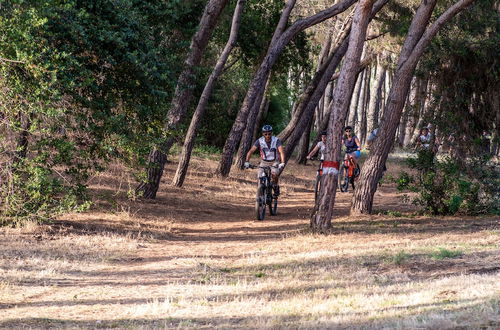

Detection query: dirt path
xmin=1 ymin=157 xmax=498 ymax=328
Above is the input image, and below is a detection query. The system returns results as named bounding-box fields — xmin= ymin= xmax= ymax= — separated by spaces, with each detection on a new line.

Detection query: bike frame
xmin=343 ymin=155 xmax=356 ymax=177
xmin=248 ymin=164 xmax=279 ymax=220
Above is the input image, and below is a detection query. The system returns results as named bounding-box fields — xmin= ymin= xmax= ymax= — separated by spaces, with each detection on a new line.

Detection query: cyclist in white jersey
xmin=306 ymin=131 xmax=327 ymax=161
xmin=244 ymin=125 xmax=286 ymax=196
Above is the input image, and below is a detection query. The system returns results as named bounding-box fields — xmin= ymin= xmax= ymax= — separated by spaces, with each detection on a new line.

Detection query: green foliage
xmin=420 ymin=0 xmax=499 ymax=157
xmin=397 ymin=150 xmax=498 ymax=215
xmin=391 ymin=250 xmax=410 ymax=265
xmin=430 ymin=248 xmax=463 ymax=260
xmin=0 ymin=0 xmax=198 ymax=224
xmin=197 ymin=0 xmax=313 ymax=146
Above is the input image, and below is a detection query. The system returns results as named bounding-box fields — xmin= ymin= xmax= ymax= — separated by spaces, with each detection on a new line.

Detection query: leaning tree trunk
xmin=298 ymin=52 xmax=374 ymax=153
xmin=216 ymin=0 xmax=358 ymax=177
xmin=137 ymin=0 xmax=229 ymax=198
xmin=311 ymin=0 xmax=376 ymax=232
xmin=280 ymin=28 xmax=335 ymax=142
xmin=283 ymin=36 xmax=350 ymax=162
xmin=172 ymin=0 xmax=246 ymax=188
xmin=235 ymin=71 xmax=272 ymax=169
xmin=351 ymin=0 xmax=477 ymax=215
xmin=289 ymin=1 xmax=384 ymax=158
xmin=234 ymin=0 xmax=303 ymax=169
xmin=296 ymin=114 xmax=314 ymax=164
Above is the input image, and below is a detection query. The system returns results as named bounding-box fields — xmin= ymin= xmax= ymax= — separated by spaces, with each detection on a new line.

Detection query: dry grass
xmin=0 ymin=153 xmax=499 ymax=329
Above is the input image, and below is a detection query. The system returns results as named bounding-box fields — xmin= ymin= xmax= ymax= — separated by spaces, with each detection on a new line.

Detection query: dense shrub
xmin=397 ymin=150 xmax=499 ymax=215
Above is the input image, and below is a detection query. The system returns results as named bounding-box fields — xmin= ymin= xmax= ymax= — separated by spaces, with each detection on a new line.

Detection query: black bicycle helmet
xmin=262 ymin=124 xmax=273 ymax=132
xmin=320 ymin=131 xmax=327 ymax=136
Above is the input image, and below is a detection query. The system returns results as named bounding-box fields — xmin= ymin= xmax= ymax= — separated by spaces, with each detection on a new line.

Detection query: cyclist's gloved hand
xmin=278 ymin=162 xmax=285 ymax=170
xmin=306 ymin=156 xmax=311 ymax=160
xmin=244 ymin=161 xmax=250 ymax=169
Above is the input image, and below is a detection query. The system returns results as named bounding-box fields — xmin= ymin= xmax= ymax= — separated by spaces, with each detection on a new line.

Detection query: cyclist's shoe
xmin=273 ymin=184 xmax=280 ymax=197
xmin=354 ymin=167 xmax=360 ymax=177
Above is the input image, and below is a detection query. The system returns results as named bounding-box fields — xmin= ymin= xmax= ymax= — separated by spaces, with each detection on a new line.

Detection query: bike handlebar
xmin=246 ymin=164 xmax=279 ymax=170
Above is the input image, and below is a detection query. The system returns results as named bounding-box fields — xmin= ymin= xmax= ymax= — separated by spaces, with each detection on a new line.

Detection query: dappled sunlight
xmin=1 ymin=155 xmax=498 ymax=328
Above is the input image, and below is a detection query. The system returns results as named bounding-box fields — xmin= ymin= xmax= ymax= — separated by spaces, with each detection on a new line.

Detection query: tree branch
xmin=0 ymin=57 xmax=25 ymax=64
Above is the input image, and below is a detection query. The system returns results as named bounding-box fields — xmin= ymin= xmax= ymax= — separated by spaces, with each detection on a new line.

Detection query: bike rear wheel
xmin=351 ymin=164 xmax=360 ymax=190
xmin=255 ymin=185 xmax=266 ymax=220
xmin=339 ymin=166 xmax=349 ymax=192
xmin=269 ymin=195 xmax=278 ymax=216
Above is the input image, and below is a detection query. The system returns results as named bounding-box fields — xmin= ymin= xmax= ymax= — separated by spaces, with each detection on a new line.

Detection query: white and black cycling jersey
xmin=254 ymin=136 xmax=282 ymax=162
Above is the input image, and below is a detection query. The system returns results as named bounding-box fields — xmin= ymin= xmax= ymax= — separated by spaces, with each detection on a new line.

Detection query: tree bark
xmin=216 ymin=0 xmax=358 ymax=177
xmin=348 ymin=70 xmax=364 ymax=129
xmin=282 ymin=27 xmax=335 ymax=141
xmin=311 ymin=0 xmax=376 ymax=232
xmin=359 ymin=65 xmax=370 ymax=143
xmin=252 ymin=85 xmax=271 ymax=142
xmin=283 ymin=37 xmax=350 ymax=162
xmin=172 ymin=0 xmax=246 ymax=188
xmin=13 ymin=111 xmax=31 ymax=162
xmin=351 ymin=0 xmax=477 ymax=215
xmin=137 ymin=0 xmax=229 ymax=198
xmin=235 ymin=71 xmax=272 ymax=169
xmin=296 ymin=114 xmax=314 ymax=164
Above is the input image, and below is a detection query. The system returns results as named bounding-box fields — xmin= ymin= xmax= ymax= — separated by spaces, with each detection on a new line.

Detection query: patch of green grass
xmin=374 ymin=210 xmax=404 ymax=217
xmin=255 ymin=272 xmax=266 ymax=278
xmin=391 ymin=250 xmax=411 ymax=265
xmin=430 ymin=248 xmax=463 ymax=260
xmin=192 ymin=145 xmax=222 ymax=160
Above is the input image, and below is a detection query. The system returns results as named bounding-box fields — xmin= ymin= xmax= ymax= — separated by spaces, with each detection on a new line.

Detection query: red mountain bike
xmin=338 ymin=153 xmax=360 ymax=192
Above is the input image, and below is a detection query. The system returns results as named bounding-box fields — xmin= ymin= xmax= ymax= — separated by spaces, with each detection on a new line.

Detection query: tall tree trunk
xmin=172 ymin=0 xmax=246 ymax=188
xmin=311 ymin=0 xmax=376 ymax=232
xmin=137 ymin=0 xmax=229 ymax=198
xmin=216 ymin=0 xmax=357 ymax=177
xmin=351 ymin=0 xmax=477 ymax=215
xmin=308 ymin=53 xmax=375 ymax=148
xmin=359 ymin=66 xmax=370 ymax=143
xmin=283 ymin=37 xmax=350 ymax=161
xmin=403 ymin=77 xmax=420 ymax=147
xmin=348 ymin=70 xmax=364 ymax=129
xmin=296 ymin=114 xmax=314 ymax=164
xmin=373 ymin=64 xmax=386 ymax=126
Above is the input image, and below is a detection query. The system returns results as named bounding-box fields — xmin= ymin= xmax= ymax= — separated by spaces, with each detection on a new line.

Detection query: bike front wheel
xmin=314 ymin=175 xmax=321 ymax=202
xmin=255 ymin=185 xmax=266 ymax=220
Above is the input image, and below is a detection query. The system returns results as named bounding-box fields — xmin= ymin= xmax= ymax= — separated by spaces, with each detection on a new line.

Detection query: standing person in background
xmin=416 ymin=126 xmax=432 ymax=150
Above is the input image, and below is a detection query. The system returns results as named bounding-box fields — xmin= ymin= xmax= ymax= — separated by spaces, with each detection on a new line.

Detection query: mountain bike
xmin=310 ymin=158 xmax=323 ymax=203
xmin=339 ymin=153 xmax=360 ymax=192
xmin=247 ymin=164 xmax=279 ymax=220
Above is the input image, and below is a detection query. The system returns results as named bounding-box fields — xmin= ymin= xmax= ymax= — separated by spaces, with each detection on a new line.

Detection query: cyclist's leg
xmin=271 ymin=161 xmax=280 ymax=196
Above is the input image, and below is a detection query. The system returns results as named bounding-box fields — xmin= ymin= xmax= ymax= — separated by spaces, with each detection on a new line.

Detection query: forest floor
xmin=1 ymin=152 xmax=499 ymax=329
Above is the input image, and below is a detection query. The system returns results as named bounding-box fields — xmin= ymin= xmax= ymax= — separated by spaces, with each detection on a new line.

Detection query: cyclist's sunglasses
xmin=345 ymin=129 xmax=352 ymax=132
xmin=263 ymin=132 xmax=272 ymax=136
